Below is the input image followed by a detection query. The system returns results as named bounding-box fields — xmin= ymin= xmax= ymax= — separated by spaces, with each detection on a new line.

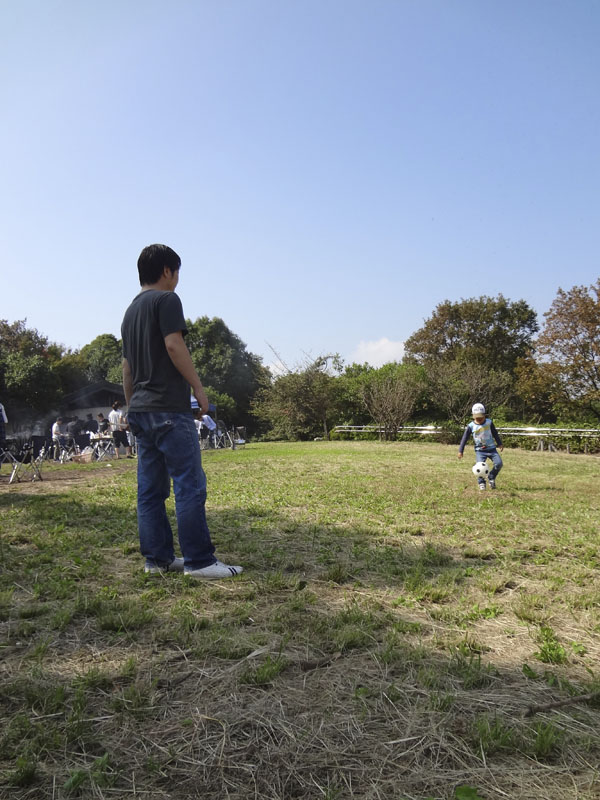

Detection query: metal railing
xmin=333 ymin=424 xmax=600 ymax=437
xmin=332 ymin=424 xmax=600 ymax=452
xmin=496 ymin=427 xmax=599 ymax=438
xmin=333 ymin=425 xmax=441 ymax=435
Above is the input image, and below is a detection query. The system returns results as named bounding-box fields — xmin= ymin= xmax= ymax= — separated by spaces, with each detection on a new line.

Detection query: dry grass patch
xmin=1 ymin=441 xmax=600 ymax=798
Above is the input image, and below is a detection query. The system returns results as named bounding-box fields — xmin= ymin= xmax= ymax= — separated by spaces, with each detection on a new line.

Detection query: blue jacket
xmin=459 ymin=418 xmax=502 ymax=453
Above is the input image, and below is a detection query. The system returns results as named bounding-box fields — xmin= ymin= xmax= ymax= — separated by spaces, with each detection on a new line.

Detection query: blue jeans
xmin=475 ymin=448 xmax=503 ymax=483
xmin=127 ymin=412 xmax=216 ymax=570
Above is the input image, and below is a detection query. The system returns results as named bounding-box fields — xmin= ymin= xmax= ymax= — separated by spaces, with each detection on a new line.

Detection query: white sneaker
xmin=488 ymin=478 xmax=496 ymax=489
xmin=478 ymin=483 xmax=486 ymax=491
xmin=144 ymin=557 xmax=185 ymax=574
xmin=184 ymin=560 xmax=243 ymax=580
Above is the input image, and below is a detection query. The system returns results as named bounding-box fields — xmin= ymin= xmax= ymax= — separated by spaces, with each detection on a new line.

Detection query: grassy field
xmin=1 ymin=440 xmax=600 ymax=800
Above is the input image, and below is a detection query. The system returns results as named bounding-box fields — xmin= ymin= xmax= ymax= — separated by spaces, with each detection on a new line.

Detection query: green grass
xmin=1 ymin=441 xmax=600 ymax=799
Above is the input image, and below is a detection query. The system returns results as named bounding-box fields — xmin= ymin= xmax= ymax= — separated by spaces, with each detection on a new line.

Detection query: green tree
xmin=424 ymin=357 xmax=513 ymax=425
xmin=2 ymin=352 xmax=59 ymax=412
xmin=253 ymin=355 xmax=343 ymax=440
xmin=536 ymin=279 xmax=600 ymax=419
xmin=79 ymin=334 xmax=122 ymax=383
xmin=203 ymin=386 xmax=236 ymax=421
xmin=185 ymin=316 xmax=270 ymax=426
xmin=362 ymin=363 xmax=426 ymax=439
xmin=0 ymin=320 xmax=62 ymax=414
xmin=404 ymin=294 xmax=538 ymax=374
xmin=513 ymin=355 xmax=566 ymax=423
xmin=52 ymin=351 xmax=88 ymax=395
xmin=336 ymin=363 xmax=376 ymax=426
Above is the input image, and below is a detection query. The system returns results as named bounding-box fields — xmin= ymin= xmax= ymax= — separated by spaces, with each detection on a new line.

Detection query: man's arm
xmin=164 ymin=332 xmax=209 ymax=414
xmin=122 ymin=358 xmax=134 ymax=407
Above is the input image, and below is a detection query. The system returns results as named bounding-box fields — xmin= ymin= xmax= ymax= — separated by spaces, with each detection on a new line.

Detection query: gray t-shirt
xmin=121 ymin=290 xmax=191 ymax=412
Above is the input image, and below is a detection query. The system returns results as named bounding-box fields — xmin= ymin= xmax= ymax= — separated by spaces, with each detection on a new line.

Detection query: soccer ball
xmin=472 ymin=462 xmax=489 ymax=477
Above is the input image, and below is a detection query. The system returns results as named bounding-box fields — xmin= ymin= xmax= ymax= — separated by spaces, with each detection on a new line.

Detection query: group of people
xmin=51 ymin=402 xmax=134 ymax=460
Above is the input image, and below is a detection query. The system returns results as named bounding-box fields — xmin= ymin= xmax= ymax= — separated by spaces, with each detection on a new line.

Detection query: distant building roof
xmin=61 ymin=380 xmax=125 ymax=410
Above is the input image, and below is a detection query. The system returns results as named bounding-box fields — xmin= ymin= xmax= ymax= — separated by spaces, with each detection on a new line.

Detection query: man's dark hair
xmin=137 ymin=244 xmax=181 ymax=286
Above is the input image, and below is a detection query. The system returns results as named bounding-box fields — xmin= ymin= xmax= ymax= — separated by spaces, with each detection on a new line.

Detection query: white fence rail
xmin=332 ymin=425 xmax=600 ymax=452
xmin=333 ymin=425 xmax=441 ymax=435
xmin=333 ymin=425 xmax=600 ymax=436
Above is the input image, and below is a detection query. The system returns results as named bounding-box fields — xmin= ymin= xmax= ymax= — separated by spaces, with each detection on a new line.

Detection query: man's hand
xmin=122 ymin=358 xmax=133 ymax=407
xmin=193 ymin=387 xmax=209 ymax=416
xmin=457 ymin=452 xmax=463 ymax=459
xmin=499 ymin=445 xmax=504 ymax=452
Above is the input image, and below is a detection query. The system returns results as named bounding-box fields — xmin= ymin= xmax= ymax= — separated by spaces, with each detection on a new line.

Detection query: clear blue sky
xmin=2 ymin=0 xmax=598 ymax=369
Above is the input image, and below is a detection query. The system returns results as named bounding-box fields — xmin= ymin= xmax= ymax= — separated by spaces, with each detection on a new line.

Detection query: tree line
xmin=254 ymin=279 xmax=600 ymax=439
xmin=0 ymin=317 xmax=269 ymax=431
xmin=1 ymin=279 xmax=598 ymax=437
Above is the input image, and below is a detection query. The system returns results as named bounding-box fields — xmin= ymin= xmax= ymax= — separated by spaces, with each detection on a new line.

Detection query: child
xmin=458 ymin=403 xmax=504 ymax=490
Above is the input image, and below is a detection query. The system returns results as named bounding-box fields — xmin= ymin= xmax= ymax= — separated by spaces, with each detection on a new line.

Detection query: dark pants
xmin=127 ymin=411 xmax=216 ymax=570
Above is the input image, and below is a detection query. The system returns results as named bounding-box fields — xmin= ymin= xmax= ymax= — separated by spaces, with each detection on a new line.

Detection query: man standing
xmin=66 ymin=415 xmax=82 ymax=440
xmin=121 ymin=244 xmax=242 ymax=580
xmin=51 ymin=417 xmax=68 ymax=460
xmin=83 ymin=413 xmax=98 ymax=434
xmin=108 ymin=401 xmax=133 ymax=459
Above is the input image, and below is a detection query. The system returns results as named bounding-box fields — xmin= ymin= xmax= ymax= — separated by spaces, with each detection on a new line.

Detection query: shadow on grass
xmin=1 ymin=489 xmax=492 ymax=597
xmin=2 ymin=489 xmax=600 ymax=800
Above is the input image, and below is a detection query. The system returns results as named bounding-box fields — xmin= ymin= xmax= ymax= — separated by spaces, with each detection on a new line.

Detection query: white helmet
xmin=472 ymin=403 xmax=486 ymax=417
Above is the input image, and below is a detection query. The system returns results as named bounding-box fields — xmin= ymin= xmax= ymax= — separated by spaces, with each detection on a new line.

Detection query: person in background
xmin=97 ymin=413 xmax=110 ymax=434
xmin=66 ymin=415 xmax=81 ymax=440
xmin=51 ymin=417 xmax=68 ymax=460
xmin=83 ymin=413 xmax=98 ymax=434
xmin=126 ymin=424 xmax=136 ymax=456
xmin=108 ymin=401 xmax=133 ymax=459
xmin=191 ymin=397 xmax=217 ymax=444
